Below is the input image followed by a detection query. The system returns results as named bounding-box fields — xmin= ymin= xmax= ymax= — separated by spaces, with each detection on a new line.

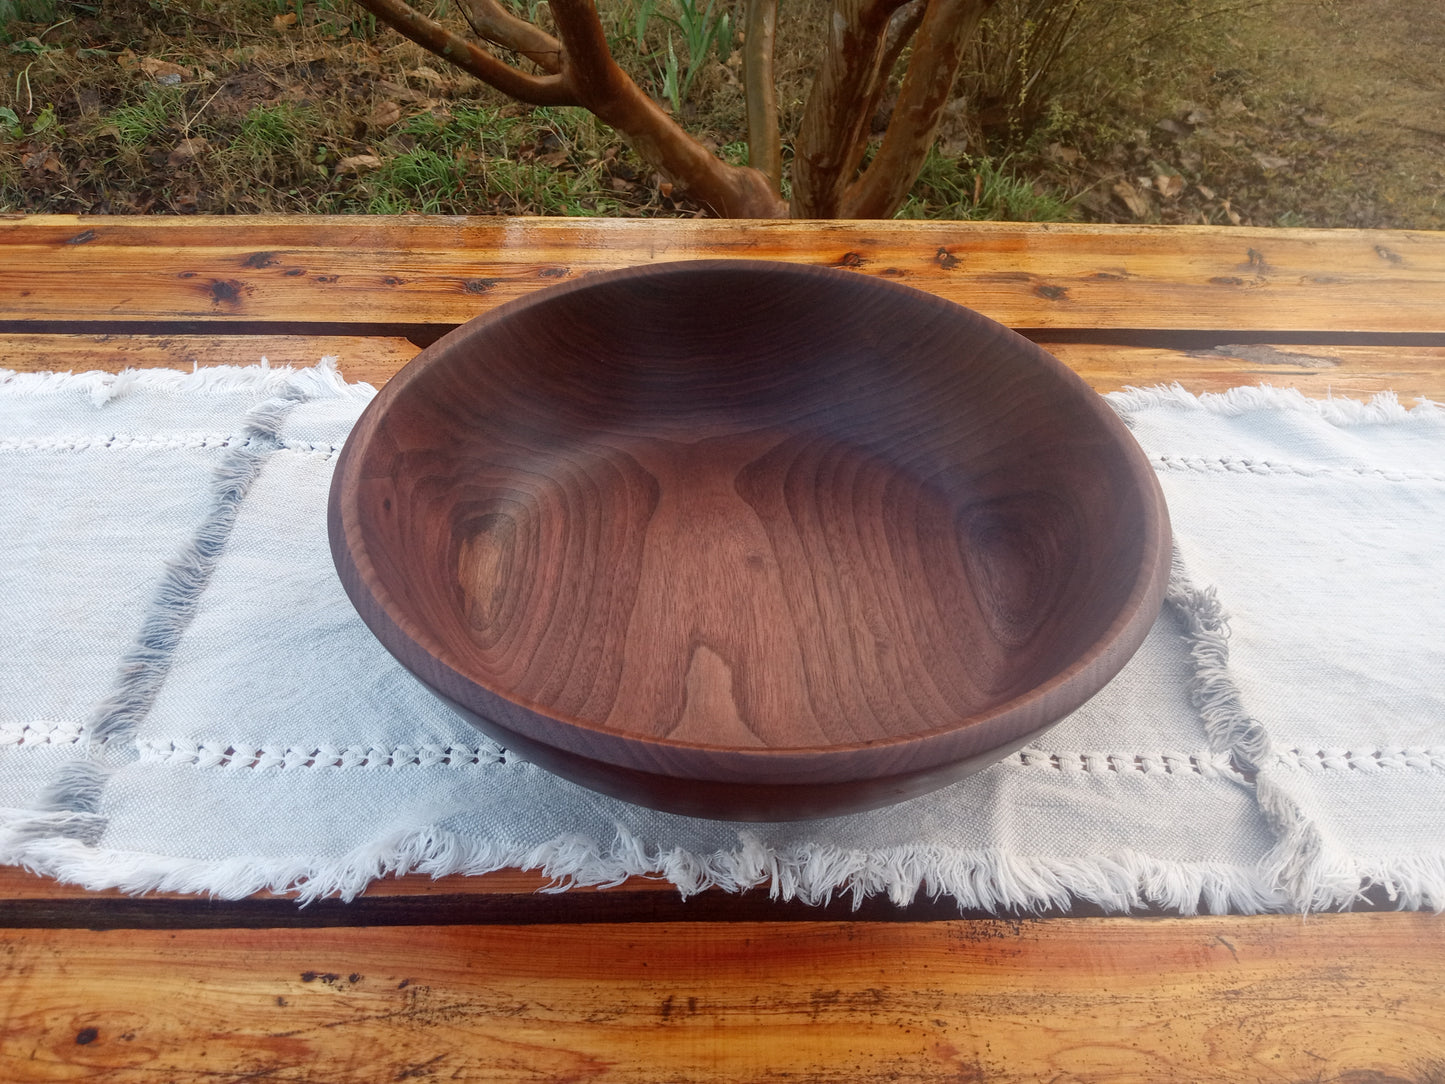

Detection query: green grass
xmin=10 ymin=0 xmax=1361 ymax=226
xmin=365 ymin=147 xmax=466 ymax=213
xmin=104 ymin=88 xmax=183 ymax=147
xmin=237 ymin=101 xmax=315 ymax=159
xmin=896 ymin=148 xmax=1076 ymax=222
xmin=336 ymin=104 xmax=627 ymax=216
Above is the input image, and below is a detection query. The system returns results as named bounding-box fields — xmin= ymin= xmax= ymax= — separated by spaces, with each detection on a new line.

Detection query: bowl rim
xmin=328 ymin=258 xmax=1172 ymax=779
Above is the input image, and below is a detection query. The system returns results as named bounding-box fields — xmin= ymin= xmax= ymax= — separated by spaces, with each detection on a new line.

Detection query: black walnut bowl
xmin=328 ymin=260 xmax=1171 ymax=821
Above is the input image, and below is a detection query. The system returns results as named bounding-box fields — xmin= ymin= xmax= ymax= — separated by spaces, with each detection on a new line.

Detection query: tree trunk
xmin=790 ymin=0 xmax=914 ymax=217
xmin=350 ymin=0 xmax=993 ymax=220
xmin=840 ymin=0 xmax=992 ymax=218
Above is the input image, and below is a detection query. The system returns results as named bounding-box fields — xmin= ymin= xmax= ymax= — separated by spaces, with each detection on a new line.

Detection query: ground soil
xmin=0 ymin=0 xmax=1440 ymax=227
xmin=1055 ymin=0 xmax=1445 ymax=229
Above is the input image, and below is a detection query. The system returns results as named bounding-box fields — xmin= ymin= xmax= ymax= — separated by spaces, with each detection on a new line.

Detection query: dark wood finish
xmin=328 ymin=260 xmax=1172 ymax=819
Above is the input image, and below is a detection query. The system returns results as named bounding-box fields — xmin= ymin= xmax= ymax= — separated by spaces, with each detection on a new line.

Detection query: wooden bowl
xmin=328 ymin=261 xmax=1170 ymax=821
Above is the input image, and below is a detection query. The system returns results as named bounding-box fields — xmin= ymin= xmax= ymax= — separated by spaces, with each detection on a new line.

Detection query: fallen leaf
xmin=1221 ymin=198 xmax=1242 ymax=226
xmin=167 ymin=137 xmax=210 ymax=167
xmin=377 ymin=79 xmax=437 ymax=104
xmin=1112 ymin=181 xmax=1151 ymax=219
xmin=368 ymin=100 xmax=402 ymax=129
xmin=536 ymin=150 xmax=568 ymax=167
xmin=1154 ymin=118 xmax=1191 ymax=140
xmin=139 ymin=57 xmax=192 ymax=83
xmin=1156 ymin=173 xmax=1184 ymax=199
xmin=407 ymin=66 xmax=450 ymax=89
xmin=273 ymin=12 xmax=297 ymax=28
xmin=23 ymin=148 xmax=62 ymax=174
xmin=659 ymin=180 xmax=674 ymax=198
xmin=1196 ymin=183 xmax=1216 ymax=200
xmin=336 ymin=154 xmax=383 ymax=174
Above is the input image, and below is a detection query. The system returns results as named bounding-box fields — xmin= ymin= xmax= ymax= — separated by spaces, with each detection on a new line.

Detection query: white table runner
xmin=2 ymin=362 xmax=1441 ymax=912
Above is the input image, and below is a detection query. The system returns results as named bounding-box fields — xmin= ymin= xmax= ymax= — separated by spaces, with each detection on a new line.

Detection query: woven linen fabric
xmin=1 ymin=362 xmax=1440 ymax=913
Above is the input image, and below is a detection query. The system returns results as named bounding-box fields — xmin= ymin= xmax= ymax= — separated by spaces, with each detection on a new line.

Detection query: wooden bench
xmin=2 ymin=214 xmax=1443 ymax=1082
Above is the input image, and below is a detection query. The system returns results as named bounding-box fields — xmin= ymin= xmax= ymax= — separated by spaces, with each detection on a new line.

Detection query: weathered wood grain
xmin=1045 ymin=341 xmax=1445 ymax=400
xmin=2 ymin=915 xmax=1442 ymax=1083
xmin=4 ymin=215 xmax=1444 ymax=333
xmin=329 ymin=261 xmax=1171 ymax=818
xmin=1 ymin=217 xmax=1441 ymax=1084
xmin=0 ymin=332 xmax=419 ymax=375
xmin=4 ymin=336 xmax=1444 ymax=401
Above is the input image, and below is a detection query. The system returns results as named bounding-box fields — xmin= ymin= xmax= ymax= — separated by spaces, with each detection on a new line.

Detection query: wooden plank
xmin=0 ymin=333 xmax=420 ymax=376
xmin=1046 ymin=341 xmax=1445 ymax=401
xmin=2 ymin=915 xmax=1441 ymax=1082
xmin=0 ymin=864 xmax=556 ymax=901
xmin=4 ymin=334 xmax=1440 ymax=401
xmin=3 ymin=215 xmax=1444 ymax=334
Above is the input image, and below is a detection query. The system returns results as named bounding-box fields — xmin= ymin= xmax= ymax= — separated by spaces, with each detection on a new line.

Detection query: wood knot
xmin=209 ymin=279 xmax=247 ymax=306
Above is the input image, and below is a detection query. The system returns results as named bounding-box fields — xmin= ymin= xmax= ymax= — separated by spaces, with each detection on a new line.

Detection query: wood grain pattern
xmin=0 ymin=332 xmax=420 ymax=374
xmin=5 ymin=336 xmax=1443 ymax=401
xmin=329 ymin=261 xmax=1171 ymax=818
xmin=4 ymin=215 xmax=1445 ymax=333
xmin=3 ymin=915 xmax=1442 ymax=1083
xmin=1043 ymin=341 xmax=1445 ymax=400
xmin=2 ymin=218 xmax=1443 ymax=1084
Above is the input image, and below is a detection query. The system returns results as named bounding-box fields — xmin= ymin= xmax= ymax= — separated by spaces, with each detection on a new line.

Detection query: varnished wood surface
xmin=330 ymin=261 xmax=1171 ymax=819
xmin=4 ymin=215 xmax=1445 ymax=334
xmin=3 ymin=215 xmax=1444 ymax=1083
xmin=3 ymin=915 xmax=1443 ymax=1082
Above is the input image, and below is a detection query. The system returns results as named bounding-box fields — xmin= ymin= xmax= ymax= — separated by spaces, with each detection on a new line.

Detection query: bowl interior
xmin=344 ymin=263 xmax=1160 ymax=754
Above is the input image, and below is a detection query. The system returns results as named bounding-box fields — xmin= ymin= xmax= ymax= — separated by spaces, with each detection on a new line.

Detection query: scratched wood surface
xmin=3 ymin=216 xmax=1445 ymax=334
xmin=3 ymin=914 xmax=1443 ymax=1083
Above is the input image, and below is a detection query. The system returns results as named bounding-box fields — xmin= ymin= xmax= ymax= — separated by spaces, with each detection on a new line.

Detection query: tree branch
xmin=354 ymin=0 xmax=785 ymax=217
xmin=545 ymin=0 xmax=626 ymax=104
xmin=790 ymin=0 xmax=915 ymax=217
xmin=461 ymin=0 xmax=564 ymax=74
xmin=351 ymin=0 xmax=574 ymax=105
xmin=840 ymin=0 xmax=992 ymax=218
xmin=742 ymin=0 xmax=781 ymax=192
xmin=858 ymin=0 xmax=925 ymax=133
xmin=548 ymin=0 xmax=786 ymax=217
